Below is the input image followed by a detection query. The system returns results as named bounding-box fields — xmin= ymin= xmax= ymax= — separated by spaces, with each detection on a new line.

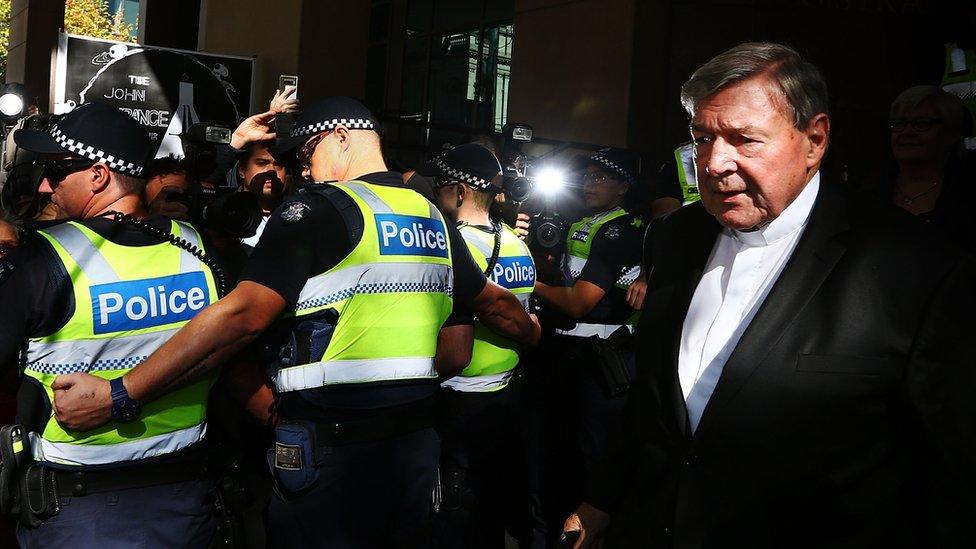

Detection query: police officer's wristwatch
xmin=110 ymin=377 xmax=141 ymax=423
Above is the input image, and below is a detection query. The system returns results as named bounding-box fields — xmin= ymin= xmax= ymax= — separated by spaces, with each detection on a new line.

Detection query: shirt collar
xmin=731 ymin=171 xmax=820 ymax=247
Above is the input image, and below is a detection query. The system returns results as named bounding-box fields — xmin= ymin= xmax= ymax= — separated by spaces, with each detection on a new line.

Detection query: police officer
xmin=531 ymin=147 xmax=644 ymax=529
xmin=0 ymin=102 xmax=222 ymax=547
xmin=421 ymin=144 xmax=536 ymax=548
xmin=49 ymin=97 xmax=541 ymax=548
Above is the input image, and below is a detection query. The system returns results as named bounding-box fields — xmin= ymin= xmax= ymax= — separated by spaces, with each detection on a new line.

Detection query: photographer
xmin=143 ymin=155 xmax=192 ymax=220
xmin=531 ymin=147 xmax=644 ymax=532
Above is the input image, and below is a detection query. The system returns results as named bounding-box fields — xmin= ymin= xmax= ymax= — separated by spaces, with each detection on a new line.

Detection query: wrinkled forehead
xmin=891 ymin=100 xmax=940 ymax=119
xmin=691 ymin=75 xmax=792 ymax=129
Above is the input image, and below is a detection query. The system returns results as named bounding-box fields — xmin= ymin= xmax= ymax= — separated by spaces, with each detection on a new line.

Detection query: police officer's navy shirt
xmin=241 ymin=171 xmax=488 ymax=416
xmin=0 ymin=215 xmax=221 ymax=466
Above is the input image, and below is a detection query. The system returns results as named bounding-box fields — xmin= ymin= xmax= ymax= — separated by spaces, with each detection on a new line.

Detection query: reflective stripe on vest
xmin=441 ymin=370 xmax=513 ymax=392
xmin=445 ymin=223 xmax=535 ymax=390
xmin=24 ymin=220 xmax=219 ymax=467
xmin=555 ymin=323 xmax=632 ymax=339
xmin=29 ymin=423 xmax=206 ymax=467
xmin=274 ymin=181 xmax=454 ymax=393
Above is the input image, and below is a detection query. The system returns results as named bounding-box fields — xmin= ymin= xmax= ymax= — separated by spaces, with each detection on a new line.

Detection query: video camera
xmin=497 ymin=122 xmax=569 ymax=253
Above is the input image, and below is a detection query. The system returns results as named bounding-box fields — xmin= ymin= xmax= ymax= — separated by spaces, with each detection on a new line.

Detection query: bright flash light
xmin=0 ymin=93 xmax=24 ymax=118
xmin=535 ymin=167 xmax=565 ymax=196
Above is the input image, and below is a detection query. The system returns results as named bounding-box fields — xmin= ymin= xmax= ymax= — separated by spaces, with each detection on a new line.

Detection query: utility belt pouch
xmin=269 ymin=310 xmax=339 ymax=375
xmin=267 ymin=420 xmax=321 ymax=498
xmin=0 ymin=425 xmax=29 ymax=517
xmin=18 ymin=463 xmax=59 ymax=527
xmin=586 ymin=326 xmax=634 ymax=398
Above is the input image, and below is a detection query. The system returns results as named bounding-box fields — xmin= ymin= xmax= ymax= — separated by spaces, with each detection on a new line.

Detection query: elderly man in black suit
xmin=563 ymin=42 xmax=976 ymax=548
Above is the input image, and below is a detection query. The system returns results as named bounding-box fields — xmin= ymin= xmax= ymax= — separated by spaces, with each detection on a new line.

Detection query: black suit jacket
xmin=589 ymin=181 xmax=976 ymax=548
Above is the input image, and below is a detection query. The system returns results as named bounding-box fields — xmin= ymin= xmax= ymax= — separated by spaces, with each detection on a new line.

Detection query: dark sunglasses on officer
xmin=297 ymin=131 xmax=334 ymax=172
xmin=41 ymin=157 xmax=97 ymax=189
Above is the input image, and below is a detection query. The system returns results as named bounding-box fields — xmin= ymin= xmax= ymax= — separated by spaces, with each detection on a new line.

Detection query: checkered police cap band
xmin=434 ymin=156 xmax=490 ymax=190
xmin=50 ymin=126 xmax=144 ymax=177
xmin=292 ymin=118 xmax=376 ymax=137
xmin=592 ymin=154 xmax=633 ymax=183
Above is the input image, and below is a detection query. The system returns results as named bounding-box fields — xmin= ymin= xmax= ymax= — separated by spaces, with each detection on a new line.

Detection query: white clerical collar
xmin=730 ymin=171 xmax=820 ymax=247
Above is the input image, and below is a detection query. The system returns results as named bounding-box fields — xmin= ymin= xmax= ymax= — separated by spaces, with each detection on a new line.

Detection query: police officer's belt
xmin=51 ymin=456 xmax=206 ymax=497
xmin=307 ymin=398 xmax=435 ymax=447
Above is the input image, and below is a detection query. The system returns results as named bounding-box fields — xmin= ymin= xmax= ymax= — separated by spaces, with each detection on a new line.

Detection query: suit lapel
xmin=663 ymin=204 xmax=721 ymax=439
xmin=691 ymin=183 xmax=851 ymax=442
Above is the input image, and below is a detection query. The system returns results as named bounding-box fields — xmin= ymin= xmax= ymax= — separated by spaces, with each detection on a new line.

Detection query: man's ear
xmin=804 ymin=113 xmax=830 ymax=168
xmin=334 ymin=126 xmax=351 ymax=152
xmin=90 ymin=163 xmax=112 ymax=193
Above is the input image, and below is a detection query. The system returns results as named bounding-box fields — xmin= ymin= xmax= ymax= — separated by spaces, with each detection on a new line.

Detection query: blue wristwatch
xmin=110 ymin=377 xmax=141 ymax=423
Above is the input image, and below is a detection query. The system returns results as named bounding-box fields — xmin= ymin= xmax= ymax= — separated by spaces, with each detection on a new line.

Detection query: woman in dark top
xmin=861 ymin=85 xmax=976 ymax=253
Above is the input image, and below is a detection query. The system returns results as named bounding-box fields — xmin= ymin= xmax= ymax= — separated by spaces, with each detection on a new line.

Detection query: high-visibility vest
xmin=557 ymin=207 xmax=641 ymax=338
xmin=674 ymin=142 xmax=700 ymax=204
xmin=942 ymin=43 xmax=976 ymax=150
xmin=23 ymin=220 xmax=219 ymax=468
xmin=441 ymin=223 xmax=535 ymax=393
xmin=272 ymin=181 xmax=454 ymax=393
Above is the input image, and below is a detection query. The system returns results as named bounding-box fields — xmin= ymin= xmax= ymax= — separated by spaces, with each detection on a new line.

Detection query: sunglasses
xmin=297 ymin=131 xmax=331 ymax=172
xmin=888 ymin=117 xmax=942 ymax=133
xmin=42 ymin=158 xmax=96 ymax=188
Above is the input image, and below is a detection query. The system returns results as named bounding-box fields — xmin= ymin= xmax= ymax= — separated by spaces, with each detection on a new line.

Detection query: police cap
xmin=14 ymin=101 xmax=151 ymax=177
xmin=419 ymin=143 xmax=503 ymax=193
xmin=586 ymin=147 xmax=639 ymax=185
xmin=274 ymin=96 xmax=380 ymax=153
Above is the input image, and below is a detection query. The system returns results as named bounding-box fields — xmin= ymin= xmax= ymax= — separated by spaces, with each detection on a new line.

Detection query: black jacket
xmin=589 ymin=181 xmax=976 ymax=548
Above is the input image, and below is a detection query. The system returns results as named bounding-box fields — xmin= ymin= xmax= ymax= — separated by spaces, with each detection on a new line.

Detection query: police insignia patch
xmin=281 ymin=202 xmax=310 ymax=222
xmin=604 ymin=224 xmax=621 ymax=240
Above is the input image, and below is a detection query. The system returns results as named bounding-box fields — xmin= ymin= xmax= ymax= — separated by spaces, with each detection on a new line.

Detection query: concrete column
xmin=5 ymin=0 xmax=65 ymax=111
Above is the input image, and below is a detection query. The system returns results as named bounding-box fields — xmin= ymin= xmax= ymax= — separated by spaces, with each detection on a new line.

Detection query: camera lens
xmin=535 ymin=221 xmax=561 ymax=248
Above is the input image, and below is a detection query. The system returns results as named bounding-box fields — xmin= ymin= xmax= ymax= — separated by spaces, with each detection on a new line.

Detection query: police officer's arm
xmin=51 ymin=281 xmax=287 ymax=430
xmin=534 ymin=222 xmax=638 ymax=319
xmin=435 ymin=317 xmax=474 ymax=378
xmin=447 ymin=223 xmax=541 ymax=346
xmin=533 ymin=280 xmax=606 ymax=320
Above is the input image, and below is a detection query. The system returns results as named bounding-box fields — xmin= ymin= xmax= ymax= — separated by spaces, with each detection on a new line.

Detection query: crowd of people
xmin=0 ymin=40 xmax=973 ymax=549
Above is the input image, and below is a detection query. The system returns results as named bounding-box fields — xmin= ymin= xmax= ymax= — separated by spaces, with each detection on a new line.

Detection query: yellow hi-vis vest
xmin=557 ymin=207 xmax=641 ymax=339
xmin=272 ymin=181 xmax=454 ymax=393
xmin=23 ymin=220 xmax=219 ymax=467
xmin=942 ymin=43 xmax=976 ymax=150
xmin=441 ymin=223 xmax=535 ymax=393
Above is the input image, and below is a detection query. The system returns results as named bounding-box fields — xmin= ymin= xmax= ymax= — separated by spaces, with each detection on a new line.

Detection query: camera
xmin=497 ymin=122 xmax=569 ymax=253
xmin=186 ymin=184 xmax=263 ymax=239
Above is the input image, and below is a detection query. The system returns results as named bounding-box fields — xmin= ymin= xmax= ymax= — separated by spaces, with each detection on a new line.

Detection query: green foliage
xmin=0 ymin=0 xmax=136 ymax=82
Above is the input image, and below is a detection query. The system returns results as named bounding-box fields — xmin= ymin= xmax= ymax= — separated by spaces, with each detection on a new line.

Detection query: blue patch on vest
xmin=375 ymin=214 xmax=449 ymax=258
xmin=90 ymin=271 xmax=210 ymax=334
xmin=490 ymin=256 xmax=535 ymax=290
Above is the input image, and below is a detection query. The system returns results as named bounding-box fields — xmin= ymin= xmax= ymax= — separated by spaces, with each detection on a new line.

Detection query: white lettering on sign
xmin=119 ymin=108 xmax=171 ymax=128
xmin=128 ymin=75 xmax=150 ymax=86
xmin=104 ymin=87 xmax=147 ymax=102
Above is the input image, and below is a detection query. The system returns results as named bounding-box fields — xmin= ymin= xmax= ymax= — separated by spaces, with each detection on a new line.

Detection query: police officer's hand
xmin=514 ymin=212 xmax=530 ymax=240
xmin=625 ymin=273 xmax=647 ymax=310
xmin=562 ymin=502 xmax=610 ymax=548
xmin=230 ymin=110 xmax=277 ymax=150
xmin=51 ymin=373 xmax=113 ymax=431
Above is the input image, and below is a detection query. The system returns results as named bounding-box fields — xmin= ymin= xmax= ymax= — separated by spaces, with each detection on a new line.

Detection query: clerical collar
xmin=730 ymin=171 xmax=820 ymax=247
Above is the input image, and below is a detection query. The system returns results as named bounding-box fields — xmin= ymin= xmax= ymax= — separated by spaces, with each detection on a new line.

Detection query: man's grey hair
xmin=890 ymin=85 xmax=973 ymax=137
xmin=680 ymin=42 xmax=830 ymax=130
